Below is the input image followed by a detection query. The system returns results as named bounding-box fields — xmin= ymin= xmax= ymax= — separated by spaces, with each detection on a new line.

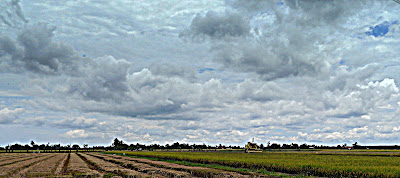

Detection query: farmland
xmin=107 ymin=150 xmax=400 ymax=177
xmin=1 ymin=150 xmax=400 ymax=177
xmin=0 ymin=152 xmax=256 ymax=177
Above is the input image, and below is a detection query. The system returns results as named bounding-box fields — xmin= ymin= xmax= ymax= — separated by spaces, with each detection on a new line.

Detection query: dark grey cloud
xmin=282 ymin=0 xmax=365 ymax=25
xmin=17 ymin=23 xmax=77 ymax=73
xmin=213 ymin=42 xmax=330 ymax=80
xmin=0 ymin=23 xmax=80 ymax=74
xmin=0 ymin=36 xmax=18 ymax=57
xmin=180 ymin=10 xmax=250 ymax=39
xmin=182 ymin=1 xmax=377 ymax=81
xmin=224 ymin=0 xmax=279 ymax=13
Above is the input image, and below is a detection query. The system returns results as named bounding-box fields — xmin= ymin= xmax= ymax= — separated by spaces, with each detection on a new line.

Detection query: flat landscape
xmin=1 ymin=150 xmax=400 ymax=177
xmin=0 ymin=152 xmax=255 ymax=177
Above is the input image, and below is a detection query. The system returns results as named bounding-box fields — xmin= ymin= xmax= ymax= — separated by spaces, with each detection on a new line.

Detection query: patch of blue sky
xmin=0 ymin=82 xmax=19 ymax=91
xmin=0 ymin=96 xmax=33 ymax=100
xmin=276 ymin=1 xmax=284 ymax=6
xmin=0 ymin=96 xmax=34 ymax=108
xmin=366 ymin=21 xmax=398 ymax=37
xmin=198 ymin=68 xmax=215 ymax=73
xmin=339 ymin=59 xmax=345 ymax=65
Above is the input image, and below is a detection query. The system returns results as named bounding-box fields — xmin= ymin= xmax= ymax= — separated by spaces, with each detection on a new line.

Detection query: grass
xmin=106 ymin=150 xmax=400 ymax=177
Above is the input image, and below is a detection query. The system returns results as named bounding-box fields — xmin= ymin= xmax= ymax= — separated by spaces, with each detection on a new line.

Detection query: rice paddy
xmin=107 ymin=150 xmax=400 ymax=177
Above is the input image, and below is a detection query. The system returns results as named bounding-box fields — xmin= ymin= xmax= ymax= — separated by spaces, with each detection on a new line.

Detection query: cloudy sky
xmin=1 ymin=0 xmax=400 ymax=147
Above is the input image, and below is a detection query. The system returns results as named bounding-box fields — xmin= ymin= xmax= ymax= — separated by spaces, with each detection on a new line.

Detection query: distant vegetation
xmin=2 ymin=138 xmax=400 ymax=152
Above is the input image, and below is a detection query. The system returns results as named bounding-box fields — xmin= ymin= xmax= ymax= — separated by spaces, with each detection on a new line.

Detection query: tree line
xmin=2 ymin=139 xmax=399 ymax=152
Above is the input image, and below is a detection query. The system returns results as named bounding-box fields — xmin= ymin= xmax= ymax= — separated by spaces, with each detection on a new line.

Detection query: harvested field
xmin=67 ymin=153 xmax=102 ymax=177
xmin=87 ymin=152 xmax=192 ymax=177
xmin=0 ymin=153 xmax=44 ymax=166
xmin=77 ymin=153 xmax=149 ymax=177
xmin=0 ymin=153 xmax=31 ymax=161
xmin=0 ymin=152 xmax=264 ymax=177
xmin=17 ymin=153 xmax=68 ymax=177
xmin=90 ymin=152 xmax=252 ymax=177
xmin=0 ymin=153 xmax=54 ymax=177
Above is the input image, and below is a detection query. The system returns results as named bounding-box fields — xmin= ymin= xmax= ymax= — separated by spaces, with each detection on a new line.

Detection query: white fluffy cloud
xmin=0 ymin=108 xmax=25 ymax=124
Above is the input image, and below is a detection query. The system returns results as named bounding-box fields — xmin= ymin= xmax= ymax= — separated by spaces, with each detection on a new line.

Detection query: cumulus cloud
xmin=0 ymin=108 xmax=24 ymax=124
xmin=64 ymin=129 xmax=108 ymax=141
xmin=1 ymin=23 xmax=228 ymax=119
xmin=53 ymin=116 xmax=99 ymax=129
xmin=182 ymin=0 xmax=387 ymax=81
xmin=65 ymin=129 xmax=89 ymax=139
xmin=0 ymin=23 xmax=80 ymax=74
xmin=66 ymin=55 xmax=130 ymax=101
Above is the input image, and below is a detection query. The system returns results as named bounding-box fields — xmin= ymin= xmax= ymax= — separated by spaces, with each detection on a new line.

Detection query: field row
xmin=0 ymin=152 xmax=255 ymax=177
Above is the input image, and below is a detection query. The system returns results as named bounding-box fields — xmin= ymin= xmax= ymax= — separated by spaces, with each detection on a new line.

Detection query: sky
xmin=0 ymin=0 xmax=400 ymax=147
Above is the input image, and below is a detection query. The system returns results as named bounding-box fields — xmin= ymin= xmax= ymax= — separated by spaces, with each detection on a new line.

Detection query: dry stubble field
xmin=0 ymin=152 xmax=258 ymax=177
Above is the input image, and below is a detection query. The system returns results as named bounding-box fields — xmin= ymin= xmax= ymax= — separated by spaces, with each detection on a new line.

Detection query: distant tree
xmin=72 ymin=144 xmax=80 ymax=149
xmin=113 ymin=138 xmax=120 ymax=147
xmin=282 ymin=144 xmax=290 ymax=149
xmin=270 ymin=143 xmax=280 ymax=149
xmin=292 ymin=143 xmax=299 ymax=149
xmin=260 ymin=144 xmax=264 ymax=149
xmin=300 ymin=143 xmax=308 ymax=149
xmin=172 ymin=142 xmax=180 ymax=149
